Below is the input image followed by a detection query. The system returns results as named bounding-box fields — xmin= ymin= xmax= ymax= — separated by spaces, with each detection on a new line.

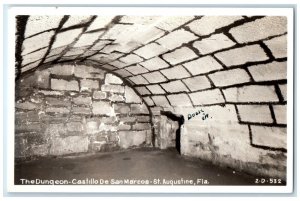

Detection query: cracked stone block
xmin=189 ymin=89 xmax=225 ymax=105
xmin=143 ymin=97 xmax=154 ymax=106
xmin=223 ymin=85 xmax=279 ymax=103
xmin=73 ymin=107 xmax=91 ymax=115
xmin=62 ymin=16 xmax=92 ymax=28
xmin=51 ymin=79 xmax=79 ymax=91
xmin=279 ymin=84 xmax=287 ymax=101
xmin=125 ymin=86 xmax=142 ymax=103
xmin=157 ymin=29 xmax=198 ymax=50
xmin=92 ymin=101 xmax=113 ymax=115
xmin=248 ymin=61 xmax=287 ymax=82
xmin=119 ymin=54 xmax=144 ymax=65
xmin=22 ymin=48 xmax=48 ymax=66
xmin=251 ymin=125 xmax=286 ymax=149
xmin=264 ymin=35 xmax=287 ymax=59
xmin=134 ymin=43 xmax=168 ymax=59
xmin=193 ymin=33 xmax=236 ymax=54
xmin=80 ymin=79 xmax=99 ymax=91
xmin=50 ymin=136 xmax=89 ymax=155
xmin=105 ymin=73 xmax=123 ymax=84
xmin=130 ymin=103 xmax=149 ymax=114
xmin=25 ymin=16 xmax=62 ymax=37
xmin=114 ymin=69 xmax=132 ymax=77
xmin=129 ymin=75 xmax=149 ymax=85
xmin=161 ymin=65 xmax=190 ymax=79
xmin=50 ymin=64 xmax=74 ymax=76
xmin=237 ymin=105 xmax=273 ymax=123
xmin=183 ymin=75 xmax=211 ymax=91
xmin=161 ymin=80 xmax=189 ymax=93
xmin=162 ymin=47 xmax=197 ymax=65
xmin=140 ymin=57 xmax=169 ymax=71
xmin=125 ymin=65 xmax=149 ymax=75
xmin=73 ymin=32 xmax=103 ymax=47
xmin=74 ymin=65 xmax=105 ymax=79
xmin=22 ymin=31 xmax=54 ymax=55
xmin=229 ymin=16 xmax=287 ymax=43
xmin=146 ymin=84 xmax=165 ymax=94
xmin=52 ymin=28 xmax=83 ymax=49
xmin=215 ymin=45 xmax=269 ymax=67
xmin=273 ymin=105 xmax=286 ymax=124
xmin=143 ymin=72 xmax=167 ymax=83
xmin=118 ymin=131 xmax=147 ymax=149
xmin=167 ymin=93 xmax=192 ymax=107
xmin=135 ymin=86 xmax=151 ymax=95
xmin=156 ymin=16 xmax=195 ymax=31
xmin=183 ymin=56 xmax=223 ymax=75
xmin=93 ymin=91 xmax=107 ymax=100
xmin=73 ymin=95 xmax=92 ymax=105
xmin=208 ymin=68 xmax=251 ymax=87
xmin=113 ymin=103 xmax=130 ymax=114
xmin=151 ymin=96 xmax=170 ymax=107
xmin=101 ymin=85 xmax=124 ymax=93
xmin=188 ymin=16 xmax=243 ymax=36
xmin=86 ymin=16 xmax=115 ymax=32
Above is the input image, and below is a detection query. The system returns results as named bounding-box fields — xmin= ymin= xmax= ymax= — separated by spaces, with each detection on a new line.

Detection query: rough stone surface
xmin=223 ymin=85 xmax=279 ymax=103
xmin=73 ymin=96 xmax=92 ymax=105
xmin=101 ymin=85 xmax=124 ymax=93
xmin=182 ymin=56 xmax=223 ymax=75
xmin=92 ymin=101 xmax=113 ymax=115
xmin=162 ymin=47 xmax=198 ymax=65
xmin=209 ymin=68 xmax=251 ymax=87
xmin=51 ymin=79 xmax=79 ymax=91
xmin=130 ymin=103 xmax=149 ymax=114
xmin=118 ymin=131 xmax=147 ymax=149
xmin=49 ymin=136 xmax=89 ymax=155
xmin=248 ymin=61 xmax=287 ymax=82
xmin=80 ymin=79 xmax=99 ymax=91
xmin=93 ymin=91 xmax=107 ymax=100
xmin=251 ymin=126 xmax=286 ymax=149
xmin=237 ymin=105 xmax=273 ymax=123
xmin=215 ymin=45 xmax=269 ymax=67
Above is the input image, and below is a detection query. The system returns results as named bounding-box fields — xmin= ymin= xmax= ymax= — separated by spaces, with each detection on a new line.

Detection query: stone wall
xmin=15 ymin=63 xmax=152 ymax=158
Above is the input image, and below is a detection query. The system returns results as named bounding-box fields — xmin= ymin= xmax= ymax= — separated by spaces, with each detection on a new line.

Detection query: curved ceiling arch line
xmin=18 ymin=60 xmax=158 ymax=146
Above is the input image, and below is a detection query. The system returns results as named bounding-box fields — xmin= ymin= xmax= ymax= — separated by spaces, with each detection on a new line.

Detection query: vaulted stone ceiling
xmin=16 ymin=15 xmax=287 ymax=109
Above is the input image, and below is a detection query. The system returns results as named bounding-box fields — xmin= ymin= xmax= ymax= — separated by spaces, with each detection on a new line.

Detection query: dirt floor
xmin=15 ymin=147 xmax=282 ymax=186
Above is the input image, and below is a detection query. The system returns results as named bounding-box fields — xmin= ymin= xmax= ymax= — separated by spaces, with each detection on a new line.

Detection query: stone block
xmin=143 ymin=97 xmax=155 ymax=106
xmin=182 ymin=75 xmax=211 ymax=91
xmin=193 ymin=33 xmax=235 ymax=54
xmin=209 ymin=68 xmax=251 ymax=87
xmin=86 ymin=121 xmax=99 ymax=134
xmin=134 ymin=43 xmax=168 ymax=59
xmin=162 ymin=47 xmax=198 ymax=65
xmin=25 ymin=16 xmax=62 ymax=37
xmin=264 ymin=35 xmax=287 ymax=59
xmin=74 ymin=65 xmax=105 ymax=79
xmin=279 ymin=84 xmax=287 ymax=101
xmin=86 ymin=16 xmax=115 ymax=32
xmin=157 ymin=29 xmax=198 ymax=50
xmin=114 ymin=69 xmax=132 ymax=77
xmin=66 ymin=122 xmax=83 ymax=132
xmin=16 ymin=101 xmax=37 ymax=110
xmin=45 ymin=97 xmax=71 ymax=107
xmin=129 ymin=75 xmax=149 ymax=85
xmin=137 ymin=116 xmax=150 ymax=122
xmin=223 ymin=85 xmax=279 ymax=103
xmin=151 ymin=96 xmax=170 ymax=107
xmin=15 ymin=123 xmax=42 ymax=133
xmin=101 ymin=85 xmax=124 ymax=93
xmin=22 ymin=49 xmax=47 ymax=66
xmin=229 ymin=16 xmax=287 ymax=43
xmin=49 ymin=136 xmax=89 ymax=155
xmin=118 ymin=131 xmax=147 ymax=149
xmin=45 ymin=107 xmax=70 ymax=114
xmin=22 ymin=31 xmax=54 ymax=55
xmin=156 ymin=16 xmax=194 ymax=31
xmin=248 ymin=61 xmax=287 ymax=82
xmin=167 ymin=93 xmax=193 ymax=107
xmin=73 ymin=107 xmax=91 ymax=115
xmin=80 ymin=79 xmax=99 ymax=91
xmin=215 ymin=45 xmax=269 ymax=67
xmin=146 ymin=85 xmax=165 ymax=94
xmin=99 ymin=123 xmax=117 ymax=132
xmin=140 ymin=57 xmax=169 ymax=71
xmin=113 ymin=103 xmax=130 ymax=114
xmin=119 ymin=116 xmax=136 ymax=123
xmin=99 ymin=116 xmax=118 ymax=124
xmin=38 ymin=90 xmax=64 ymax=96
xmin=105 ymin=73 xmax=123 ymax=84
xmin=125 ymin=65 xmax=149 ymax=75
xmin=52 ymin=28 xmax=83 ymax=49
xmin=73 ymin=32 xmax=103 ymax=47
xmin=130 ymin=103 xmax=149 ymax=114
xmin=188 ymin=16 xmax=243 ymax=36
xmin=237 ymin=105 xmax=273 ymax=123
xmin=132 ymin=26 xmax=165 ymax=45
xmin=183 ymin=56 xmax=223 ymax=75
xmin=30 ymin=144 xmax=49 ymax=156
xmin=161 ymin=65 xmax=190 ymax=80
xmin=51 ymin=79 xmax=79 ymax=91
xmin=251 ymin=125 xmax=286 ymax=149
xmin=189 ymin=89 xmax=225 ymax=105
xmin=118 ymin=123 xmax=131 ymax=131
xmin=135 ymin=87 xmax=151 ymax=95
xmin=92 ymin=101 xmax=113 ymax=115
xmin=273 ymin=105 xmax=286 ymax=124
xmin=125 ymin=86 xmax=142 ymax=103
xmin=93 ymin=91 xmax=107 ymax=100
xmin=143 ymin=72 xmax=167 ymax=83
xmin=50 ymin=64 xmax=74 ymax=76
xmin=73 ymin=96 xmax=92 ymax=105
xmin=132 ymin=123 xmax=151 ymax=130
xmin=109 ymin=94 xmax=125 ymax=102
xmin=119 ymin=54 xmax=144 ymax=65
xmin=161 ymin=80 xmax=189 ymax=93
